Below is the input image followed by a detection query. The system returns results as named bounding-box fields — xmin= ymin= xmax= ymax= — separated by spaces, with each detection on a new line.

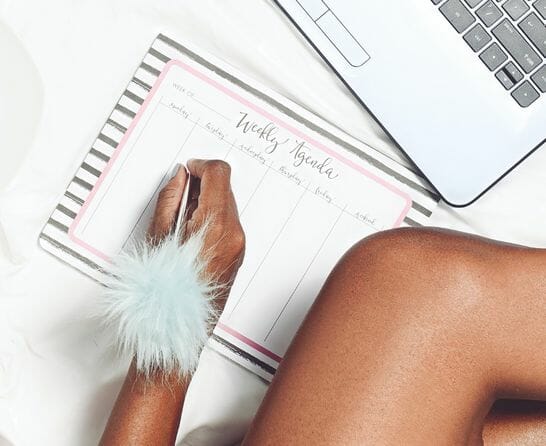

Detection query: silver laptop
xmin=275 ymin=0 xmax=546 ymax=206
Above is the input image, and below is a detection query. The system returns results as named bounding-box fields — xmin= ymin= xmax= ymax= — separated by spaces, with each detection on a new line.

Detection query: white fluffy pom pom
xmin=101 ymin=225 xmax=220 ymax=377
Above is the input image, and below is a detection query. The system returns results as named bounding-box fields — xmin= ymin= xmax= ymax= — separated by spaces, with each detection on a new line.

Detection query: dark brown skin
xmin=243 ymin=229 xmax=546 ymax=445
xmin=101 ymin=161 xmax=545 ymax=445
xmin=100 ymin=159 xmax=245 ymax=446
xmin=99 ymin=362 xmax=190 ymax=446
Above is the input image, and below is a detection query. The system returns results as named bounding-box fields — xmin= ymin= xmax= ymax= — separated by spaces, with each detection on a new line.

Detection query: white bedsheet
xmin=0 ymin=1 xmax=545 ymax=445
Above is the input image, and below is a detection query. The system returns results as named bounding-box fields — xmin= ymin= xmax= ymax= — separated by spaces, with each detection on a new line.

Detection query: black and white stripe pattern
xmin=39 ymin=34 xmax=439 ymax=282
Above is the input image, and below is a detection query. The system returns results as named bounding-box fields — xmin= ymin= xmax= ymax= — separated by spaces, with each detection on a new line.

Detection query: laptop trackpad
xmin=296 ymin=0 xmax=370 ymax=67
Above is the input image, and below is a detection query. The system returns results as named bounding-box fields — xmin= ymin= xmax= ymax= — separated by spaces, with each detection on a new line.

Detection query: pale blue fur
xmin=102 ymin=224 xmax=220 ymax=377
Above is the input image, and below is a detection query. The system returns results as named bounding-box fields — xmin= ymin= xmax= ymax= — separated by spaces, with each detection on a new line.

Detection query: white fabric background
xmin=0 ymin=1 xmax=545 ymax=445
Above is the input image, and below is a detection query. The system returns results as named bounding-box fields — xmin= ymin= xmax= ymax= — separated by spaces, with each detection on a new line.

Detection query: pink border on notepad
xmin=69 ymin=59 xmax=412 ymax=365
xmin=216 ymin=322 xmax=283 ymax=363
xmin=69 ymin=59 xmax=412 ymax=262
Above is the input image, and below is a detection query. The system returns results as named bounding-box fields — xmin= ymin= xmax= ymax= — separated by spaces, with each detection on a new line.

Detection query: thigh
xmin=242 ymin=229 xmax=546 ymax=445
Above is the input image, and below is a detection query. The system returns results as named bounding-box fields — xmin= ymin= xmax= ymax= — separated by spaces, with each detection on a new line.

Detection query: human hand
xmin=148 ymin=159 xmax=245 ymax=311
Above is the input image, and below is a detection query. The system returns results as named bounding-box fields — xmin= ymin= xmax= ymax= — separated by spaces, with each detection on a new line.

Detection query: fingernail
xmin=169 ymin=163 xmax=182 ymax=179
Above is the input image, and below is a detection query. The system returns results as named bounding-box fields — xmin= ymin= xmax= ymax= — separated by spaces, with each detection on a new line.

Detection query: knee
xmin=336 ymin=227 xmax=473 ymax=282
xmin=327 ymin=228 xmax=491 ymax=322
xmin=317 ymin=228 xmax=520 ymax=396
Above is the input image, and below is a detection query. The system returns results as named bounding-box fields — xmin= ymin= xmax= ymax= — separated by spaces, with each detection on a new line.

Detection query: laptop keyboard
xmin=433 ymin=0 xmax=546 ymax=107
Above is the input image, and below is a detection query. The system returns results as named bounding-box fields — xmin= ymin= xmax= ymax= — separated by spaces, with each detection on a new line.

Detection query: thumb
xmin=149 ymin=164 xmax=188 ymax=240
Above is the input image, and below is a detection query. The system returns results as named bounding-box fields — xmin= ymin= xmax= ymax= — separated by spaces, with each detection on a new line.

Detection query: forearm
xmin=100 ymin=360 xmax=190 ymax=446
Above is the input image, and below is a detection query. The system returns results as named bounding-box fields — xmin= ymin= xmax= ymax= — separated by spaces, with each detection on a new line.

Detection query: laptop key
xmin=535 ymin=0 xmax=546 ymax=20
xmin=511 ymin=80 xmax=540 ymax=106
xmin=477 ymin=1 xmax=503 ymax=27
xmin=479 ymin=43 xmax=508 ymax=70
xmin=531 ymin=65 xmax=546 ymax=92
xmin=503 ymin=0 xmax=530 ymax=20
xmin=492 ymin=19 xmax=542 ymax=73
xmin=464 ymin=23 xmax=492 ymax=51
xmin=503 ymin=62 xmax=524 ymax=83
xmin=433 ymin=0 xmax=543 ymax=105
xmin=518 ymin=13 xmax=546 ymax=57
xmin=496 ymin=68 xmax=515 ymax=89
xmin=440 ymin=0 xmax=476 ymax=33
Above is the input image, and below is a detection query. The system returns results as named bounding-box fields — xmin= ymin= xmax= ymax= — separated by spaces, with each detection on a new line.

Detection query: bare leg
xmin=485 ymin=400 xmax=546 ymax=444
xmin=243 ymin=228 xmax=546 ymax=445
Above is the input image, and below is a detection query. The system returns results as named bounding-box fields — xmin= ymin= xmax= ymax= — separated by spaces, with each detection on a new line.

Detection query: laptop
xmin=275 ymin=0 xmax=546 ymax=206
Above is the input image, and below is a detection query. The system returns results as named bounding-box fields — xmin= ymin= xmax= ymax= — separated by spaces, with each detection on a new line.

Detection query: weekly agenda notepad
xmin=40 ymin=34 xmax=439 ymax=380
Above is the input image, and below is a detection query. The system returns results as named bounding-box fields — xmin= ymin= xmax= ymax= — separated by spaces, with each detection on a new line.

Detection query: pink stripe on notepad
xmin=69 ymin=58 xmax=412 ymax=260
xmin=216 ymin=322 xmax=283 ymax=363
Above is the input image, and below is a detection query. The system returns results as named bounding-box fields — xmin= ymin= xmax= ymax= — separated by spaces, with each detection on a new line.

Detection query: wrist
xmin=128 ymin=359 xmax=191 ymax=393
